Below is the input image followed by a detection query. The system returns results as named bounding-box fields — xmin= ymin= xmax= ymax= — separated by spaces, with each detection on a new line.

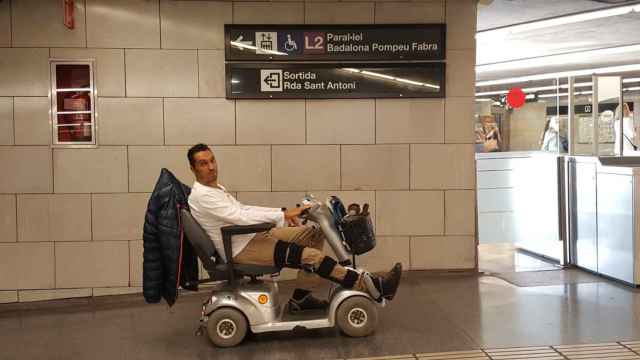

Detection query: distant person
xmin=540 ymin=116 xmax=568 ymax=153
xmin=480 ymin=116 xmax=502 ymax=152
xmin=614 ymin=103 xmax=637 ymax=155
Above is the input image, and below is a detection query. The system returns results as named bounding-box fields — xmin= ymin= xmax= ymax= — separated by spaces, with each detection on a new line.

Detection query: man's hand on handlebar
xmin=284 ymin=205 xmax=311 ymax=227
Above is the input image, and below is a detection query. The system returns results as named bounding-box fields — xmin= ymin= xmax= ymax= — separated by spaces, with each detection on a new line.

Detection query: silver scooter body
xmin=200 ymin=280 xmax=375 ymax=334
xmin=199 ymin=196 xmax=383 ymax=336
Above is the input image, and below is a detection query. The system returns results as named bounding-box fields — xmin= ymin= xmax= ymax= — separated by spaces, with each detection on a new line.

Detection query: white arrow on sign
xmin=231 ymin=35 xmax=253 ymax=51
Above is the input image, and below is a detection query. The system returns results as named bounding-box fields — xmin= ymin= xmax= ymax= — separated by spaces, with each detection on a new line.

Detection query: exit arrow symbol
xmin=263 ymin=73 xmax=280 ymax=88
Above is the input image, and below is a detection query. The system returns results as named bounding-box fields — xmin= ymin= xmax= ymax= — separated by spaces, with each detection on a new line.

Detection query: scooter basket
xmin=341 ymin=213 xmax=376 ymax=255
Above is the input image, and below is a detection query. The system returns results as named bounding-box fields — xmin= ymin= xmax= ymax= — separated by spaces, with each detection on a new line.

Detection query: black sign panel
xmin=225 ymin=24 xmax=445 ymax=61
xmin=226 ymin=63 xmax=445 ymax=99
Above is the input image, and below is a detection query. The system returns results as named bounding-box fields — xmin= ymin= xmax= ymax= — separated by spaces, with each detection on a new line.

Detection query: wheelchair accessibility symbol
xmin=277 ymin=32 xmax=303 ymax=55
xmin=260 ymin=70 xmax=282 ymax=92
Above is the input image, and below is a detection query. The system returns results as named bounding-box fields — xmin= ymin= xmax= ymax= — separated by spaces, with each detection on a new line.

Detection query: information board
xmin=226 ymin=63 xmax=445 ymax=99
xmin=225 ymin=24 xmax=446 ymax=61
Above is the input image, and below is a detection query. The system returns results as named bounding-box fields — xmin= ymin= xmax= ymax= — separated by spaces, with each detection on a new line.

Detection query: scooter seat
xmin=215 ymin=263 xmax=280 ymax=277
xmin=180 ymin=208 xmax=281 ymax=281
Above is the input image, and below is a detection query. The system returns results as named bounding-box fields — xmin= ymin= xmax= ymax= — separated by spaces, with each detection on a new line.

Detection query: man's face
xmin=191 ymin=150 xmax=218 ymax=184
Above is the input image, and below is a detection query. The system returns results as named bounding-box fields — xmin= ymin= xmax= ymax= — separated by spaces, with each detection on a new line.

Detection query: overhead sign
xmin=226 ymin=63 xmax=446 ymax=99
xmin=548 ymin=102 xmax=634 ymax=116
xmin=225 ymin=24 xmax=446 ymax=61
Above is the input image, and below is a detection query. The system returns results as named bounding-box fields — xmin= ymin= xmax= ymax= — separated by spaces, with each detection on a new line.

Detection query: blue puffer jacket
xmin=143 ymin=168 xmax=199 ymax=306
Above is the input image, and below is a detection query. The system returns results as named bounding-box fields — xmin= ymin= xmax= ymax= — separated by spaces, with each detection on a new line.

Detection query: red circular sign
xmin=507 ymin=88 xmax=526 ymax=108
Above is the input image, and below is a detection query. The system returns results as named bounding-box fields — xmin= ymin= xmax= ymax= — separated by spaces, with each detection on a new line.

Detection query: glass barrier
xmin=593 ymin=76 xmax=621 ymax=156
xmin=475 ymin=78 xmax=561 ymax=153
xmin=621 ymin=76 xmax=639 ymax=156
xmin=475 ymin=73 xmax=640 ymax=156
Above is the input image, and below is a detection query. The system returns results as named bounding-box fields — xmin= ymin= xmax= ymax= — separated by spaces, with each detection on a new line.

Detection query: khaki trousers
xmin=233 ymin=226 xmax=352 ymax=291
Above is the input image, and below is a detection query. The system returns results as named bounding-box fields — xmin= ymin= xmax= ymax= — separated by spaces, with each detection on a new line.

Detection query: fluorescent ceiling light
xmin=480 ymin=85 xmax=639 ymax=100
xmin=477 ymin=3 xmax=640 ymax=39
xmin=538 ymin=90 xmax=594 ymax=98
xmin=538 ymin=93 xmax=565 ymax=98
xmin=477 ymin=44 xmax=640 ymax=73
xmin=343 ymin=68 xmax=440 ymax=89
xmin=230 ymin=40 xmax=287 ymax=56
xmin=476 ymin=64 xmax=640 ymax=87
xmin=476 ymin=82 xmax=592 ymax=96
xmin=395 ymin=78 xmax=426 ymax=86
xmin=57 ymin=88 xmax=92 ymax=92
xmin=361 ymin=70 xmax=394 ymax=80
xmin=476 ymin=79 xmax=640 ymax=97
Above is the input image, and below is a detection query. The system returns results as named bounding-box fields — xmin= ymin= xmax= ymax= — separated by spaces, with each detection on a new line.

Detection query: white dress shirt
xmin=188 ymin=181 xmax=285 ymax=262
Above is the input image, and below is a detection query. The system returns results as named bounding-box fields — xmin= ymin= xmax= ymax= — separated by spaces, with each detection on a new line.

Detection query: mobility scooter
xmin=180 ymin=195 xmax=385 ymax=347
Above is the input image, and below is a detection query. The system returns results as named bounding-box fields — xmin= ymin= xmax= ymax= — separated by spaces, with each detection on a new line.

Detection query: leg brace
xmin=274 ymin=240 xmax=305 ymax=269
xmin=316 ymin=256 xmax=359 ymax=288
xmin=274 ymin=241 xmax=359 ymax=288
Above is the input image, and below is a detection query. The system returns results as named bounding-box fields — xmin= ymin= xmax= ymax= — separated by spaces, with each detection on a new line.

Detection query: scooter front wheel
xmin=206 ymin=308 xmax=248 ymax=347
xmin=336 ymin=296 xmax=378 ymax=337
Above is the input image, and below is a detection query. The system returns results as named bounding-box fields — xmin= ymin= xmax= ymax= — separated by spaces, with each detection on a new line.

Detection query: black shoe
xmin=373 ymin=263 xmax=402 ymax=301
xmin=288 ymin=294 xmax=329 ymax=313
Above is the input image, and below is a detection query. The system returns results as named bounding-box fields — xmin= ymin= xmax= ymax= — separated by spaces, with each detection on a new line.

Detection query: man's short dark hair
xmin=187 ymin=143 xmax=211 ymax=167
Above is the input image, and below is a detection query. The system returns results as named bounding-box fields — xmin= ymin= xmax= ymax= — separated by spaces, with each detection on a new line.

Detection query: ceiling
xmin=477 ymin=0 xmax=624 ymax=31
xmin=476 ymin=0 xmax=640 ymax=83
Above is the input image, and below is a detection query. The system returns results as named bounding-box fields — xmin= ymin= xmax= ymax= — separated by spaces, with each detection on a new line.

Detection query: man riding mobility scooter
xmin=180 ymin=195 xmax=396 ymax=347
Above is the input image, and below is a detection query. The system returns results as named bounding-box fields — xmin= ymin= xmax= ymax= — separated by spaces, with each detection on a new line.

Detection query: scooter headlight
xmin=258 ymin=294 xmax=269 ymax=305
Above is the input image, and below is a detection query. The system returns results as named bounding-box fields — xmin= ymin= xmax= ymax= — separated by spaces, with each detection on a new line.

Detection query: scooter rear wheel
xmin=336 ymin=296 xmax=378 ymax=337
xmin=206 ymin=308 xmax=248 ymax=347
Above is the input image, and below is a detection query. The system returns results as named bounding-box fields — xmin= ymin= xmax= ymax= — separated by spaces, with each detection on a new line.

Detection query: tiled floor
xmin=345 ymin=342 xmax=640 ymax=359
xmin=2 ymin=271 xmax=640 ymax=360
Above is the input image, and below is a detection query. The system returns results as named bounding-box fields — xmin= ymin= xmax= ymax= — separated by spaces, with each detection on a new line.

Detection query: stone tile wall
xmin=0 ymin=0 xmax=476 ymax=302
